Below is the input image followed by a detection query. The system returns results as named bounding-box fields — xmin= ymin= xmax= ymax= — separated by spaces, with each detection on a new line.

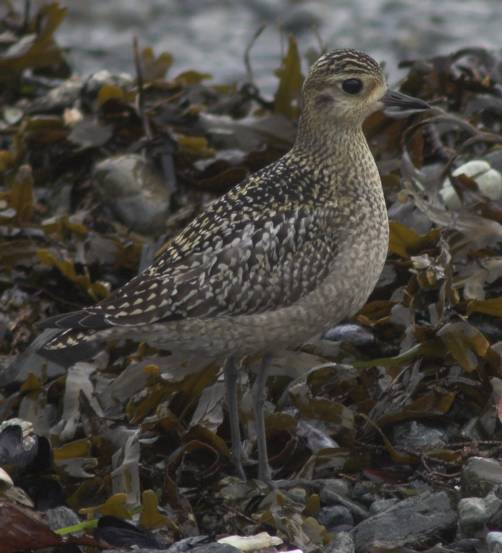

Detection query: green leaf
xmin=174 ymin=70 xmax=212 ymax=85
xmin=388 ymin=221 xmax=439 ymax=258
xmin=438 ymin=321 xmax=490 ymax=372
xmin=8 ymin=165 xmax=34 ymax=224
xmin=468 ymin=297 xmax=502 ymax=318
xmin=140 ymin=47 xmax=173 ymax=81
xmin=273 ymin=35 xmax=304 ymax=119
xmin=0 ymin=3 xmax=67 ymax=76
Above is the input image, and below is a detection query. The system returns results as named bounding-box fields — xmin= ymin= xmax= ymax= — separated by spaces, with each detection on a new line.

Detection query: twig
xmin=22 ymin=0 xmax=31 ymax=34
xmin=133 ymin=36 xmax=153 ymax=141
xmin=244 ymin=24 xmax=266 ymax=84
xmin=312 ymin=24 xmax=326 ymax=55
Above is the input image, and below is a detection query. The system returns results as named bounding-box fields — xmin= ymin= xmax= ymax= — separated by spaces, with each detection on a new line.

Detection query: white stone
xmin=440 ymin=182 xmax=462 ymax=210
xmin=0 ymin=467 xmax=13 ymax=489
xmin=476 ymin=169 xmax=502 ymax=200
xmin=218 ymin=532 xmax=283 ymax=551
xmin=452 ymin=160 xmax=491 ymax=178
xmin=441 ymin=159 xmax=502 ymax=207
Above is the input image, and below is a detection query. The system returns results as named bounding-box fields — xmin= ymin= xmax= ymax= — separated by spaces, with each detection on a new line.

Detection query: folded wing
xmin=40 ymin=203 xmax=338 ymax=333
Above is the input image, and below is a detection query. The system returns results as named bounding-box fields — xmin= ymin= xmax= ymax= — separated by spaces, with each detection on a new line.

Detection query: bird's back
xmin=39 ymin=48 xmax=393 ymax=360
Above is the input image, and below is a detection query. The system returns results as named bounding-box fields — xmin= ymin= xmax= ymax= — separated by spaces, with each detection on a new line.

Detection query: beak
xmin=381 ymin=90 xmax=430 ymax=112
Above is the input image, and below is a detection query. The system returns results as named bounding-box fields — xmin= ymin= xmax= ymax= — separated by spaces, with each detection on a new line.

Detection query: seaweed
xmin=1 ymin=2 xmax=502 ymax=552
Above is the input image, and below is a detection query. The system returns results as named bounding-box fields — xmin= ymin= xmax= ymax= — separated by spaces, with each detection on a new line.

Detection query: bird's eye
xmin=342 ymin=78 xmax=363 ymax=94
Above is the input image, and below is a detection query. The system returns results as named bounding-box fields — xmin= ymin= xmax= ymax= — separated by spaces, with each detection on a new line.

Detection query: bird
xmin=36 ymin=49 xmax=429 ymax=482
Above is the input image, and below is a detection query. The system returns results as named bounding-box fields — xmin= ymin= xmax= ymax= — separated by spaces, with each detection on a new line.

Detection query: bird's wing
xmin=40 ymin=202 xmax=338 ymax=331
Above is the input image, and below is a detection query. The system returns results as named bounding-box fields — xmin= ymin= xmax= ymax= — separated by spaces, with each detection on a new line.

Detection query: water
xmin=56 ymin=0 xmax=502 ymax=88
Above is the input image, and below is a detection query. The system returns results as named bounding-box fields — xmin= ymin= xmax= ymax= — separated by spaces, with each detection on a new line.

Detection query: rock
xmin=462 ymin=457 xmax=502 ymax=497
xmin=94 ymin=154 xmax=170 ymax=235
xmin=351 ymin=492 xmax=457 ymax=552
xmin=82 ymin=70 xmax=132 ymax=111
xmin=45 ymin=505 xmax=80 ymax=531
xmin=369 ymin=498 xmax=399 ymax=515
xmin=476 ymin=168 xmax=502 ymax=200
xmin=458 ymin=498 xmax=489 ymax=534
xmin=163 ymin=537 xmax=210 ymax=553
xmin=107 ymin=543 xmax=231 ymax=553
xmin=327 ymin=531 xmax=355 ymax=553
xmin=440 ymin=182 xmax=462 ymax=210
xmin=323 ymin=324 xmax=375 ymax=347
xmin=392 ymin=421 xmax=449 ymax=451
xmin=458 ymin=490 xmax=502 ymax=535
xmin=0 ymin=468 xmax=13 ymax=494
xmin=297 ymin=420 xmax=338 ymax=451
xmin=217 ymin=533 xmax=282 ymax=551
xmin=321 ymin=488 xmax=369 ymax=520
xmin=287 ymin=487 xmax=307 ymax=504
xmin=0 ymin=419 xmax=39 ymax=470
xmin=351 ymin=481 xmax=378 ymax=506
xmin=441 ymin=159 xmax=502 ymax=209
xmin=191 ymin=544 xmax=241 ymax=553
xmin=487 ymin=532 xmax=502 ymax=553
xmin=454 ymin=159 xmax=490 ymax=176
xmin=318 ymin=505 xmax=354 ymax=531
xmin=486 ymin=489 xmax=502 ymax=528
xmin=27 ymin=78 xmax=82 ymax=114
xmin=319 ymin=478 xmax=352 ymax=500
xmin=485 ymin=150 xmax=502 ymax=173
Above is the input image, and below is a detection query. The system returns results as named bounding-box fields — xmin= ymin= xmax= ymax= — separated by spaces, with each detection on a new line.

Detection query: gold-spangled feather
xmin=40 ymin=49 xmax=390 ymax=358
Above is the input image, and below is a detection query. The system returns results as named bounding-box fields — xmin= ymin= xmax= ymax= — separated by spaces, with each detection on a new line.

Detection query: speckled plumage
xmin=40 ymin=49 xmax=391 ymax=359
xmin=36 ymin=49 xmax=434 ymax=482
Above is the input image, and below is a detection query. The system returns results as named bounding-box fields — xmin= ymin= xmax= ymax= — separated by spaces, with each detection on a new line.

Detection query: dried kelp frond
xmin=2 ymin=3 xmax=502 ymax=550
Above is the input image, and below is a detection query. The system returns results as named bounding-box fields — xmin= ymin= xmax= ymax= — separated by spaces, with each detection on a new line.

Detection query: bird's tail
xmin=40 ymin=328 xmax=103 ymax=363
xmin=1 ymin=329 xmax=103 ymax=388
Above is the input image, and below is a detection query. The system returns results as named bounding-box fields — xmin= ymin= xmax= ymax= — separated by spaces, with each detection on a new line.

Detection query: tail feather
xmin=38 ymin=308 xmax=109 ymax=331
xmin=38 ymin=319 xmax=106 ymax=365
xmin=43 ymin=327 xmax=100 ymax=349
xmin=1 ymin=329 xmax=102 ymax=388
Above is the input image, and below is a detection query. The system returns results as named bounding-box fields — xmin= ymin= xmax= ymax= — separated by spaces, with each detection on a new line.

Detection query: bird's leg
xmin=254 ymin=353 xmax=272 ymax=482
xmin=223 ymin=356 xmax=246 ymax=480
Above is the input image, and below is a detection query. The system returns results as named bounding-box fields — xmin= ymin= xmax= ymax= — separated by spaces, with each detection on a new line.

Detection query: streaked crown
xmin=310 ymin=49 xmax=382 ymax=79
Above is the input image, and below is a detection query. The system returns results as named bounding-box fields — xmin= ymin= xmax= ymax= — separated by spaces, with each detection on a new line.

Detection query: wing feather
xmin=40 ymin=203 xmax=338 ymax=331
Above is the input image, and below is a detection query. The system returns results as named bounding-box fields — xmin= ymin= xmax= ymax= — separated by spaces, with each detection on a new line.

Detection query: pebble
xmin=462 ymin=457 xmax=502 ymax=497
xmin=441 ymin=159 xmax=502 ymax=209
xmin=321 ymin=488 xmax=369 ymax=520
xmin=352 ymin=481 xmax=378 ymax=506
xmin=392 ymin=421 xmax=448 ymax=451
xmin=458 ymin=489 xmax=502 ymax=537
xmin=319 ymin=478 xmax=352 ymax=500
xmin=45 ymin=505 xmax=81 ymax=531
xmin=327 ymin=531 xmax=355 ymax=553
xmin=487 ymin=532 xmax=502 ymax=553
xmin=94 ymin=154 xmax=170 ymax=235
xmin=323 ymin=323 xmax=375 ymax=347
xmin=351 ymin=491 xmax=457 ymax=552
xmin=458 ymin=497 xmax=490 ymax=534
xmin=368 ymin=497 xmax=399 ymax=515
xmin=317 ymin=505 xmax=354 ymax=531
xmin=184 ymin=545 xmax=240 ymax=553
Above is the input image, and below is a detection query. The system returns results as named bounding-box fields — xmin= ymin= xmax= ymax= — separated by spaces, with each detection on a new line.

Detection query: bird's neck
xmin=292 ymin=110 xmax=368 ymax=163
xmin=289 ymin=109 xmax=383 ymax=204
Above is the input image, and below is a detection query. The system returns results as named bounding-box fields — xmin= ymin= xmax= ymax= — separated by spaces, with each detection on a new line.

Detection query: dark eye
xmin=342 ymin=78 xmax=363 ymax=94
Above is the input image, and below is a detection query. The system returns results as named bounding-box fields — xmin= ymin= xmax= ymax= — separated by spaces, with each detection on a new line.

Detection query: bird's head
xmin=302 ymin=49 xmax=429 ymax=127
